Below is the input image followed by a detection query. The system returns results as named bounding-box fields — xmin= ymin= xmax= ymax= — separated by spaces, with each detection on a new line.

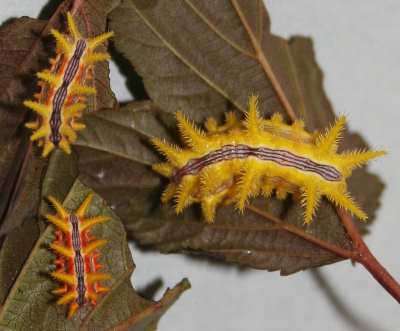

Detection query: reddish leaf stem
xmin=248 ymin=205 xmax=400 ymax=303
xmin=336 ymin=209 xmax=400 ymax=303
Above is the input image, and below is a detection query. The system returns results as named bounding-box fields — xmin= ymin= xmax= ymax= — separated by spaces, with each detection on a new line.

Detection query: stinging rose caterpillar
xmin=45 ymin=194 xmax=111 ymax=318
xmin=24 ymin=12 xmax=113 ymax=157
xmin=151 ymin=96 xmax=386 ymax=224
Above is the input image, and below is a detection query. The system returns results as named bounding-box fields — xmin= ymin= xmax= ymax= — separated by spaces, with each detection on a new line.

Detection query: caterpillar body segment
xmin=46 ymin=194 xmax=111 ymax=318
xmin=24 ymin=12 xmax=113 ymax=157
xmin=152 ymin=96 xmax=385 ymax=224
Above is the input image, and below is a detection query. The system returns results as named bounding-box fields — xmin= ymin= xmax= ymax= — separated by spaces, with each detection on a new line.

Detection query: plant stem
xmin=248 ymin=204 xmax=400 ymax=303
xmin=336 ymin=209 xmax=400 ymax=303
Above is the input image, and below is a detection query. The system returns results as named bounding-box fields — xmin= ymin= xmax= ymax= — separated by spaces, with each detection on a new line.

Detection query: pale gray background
xmin=1 ymin=1 xmax=399 ymax=330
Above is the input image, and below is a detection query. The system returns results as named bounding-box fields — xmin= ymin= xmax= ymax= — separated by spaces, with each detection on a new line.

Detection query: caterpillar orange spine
xmin=46 ymin=194 xmax=111 ymax=318
xmin=151 ymin=95 xmax=386 ymax=224
xmin=24 ymin=12 xmax=113 ymax=157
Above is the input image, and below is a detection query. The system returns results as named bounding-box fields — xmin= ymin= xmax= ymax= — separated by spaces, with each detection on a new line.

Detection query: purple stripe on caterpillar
xmin=172 ymin=144 xmax=342 ymax=183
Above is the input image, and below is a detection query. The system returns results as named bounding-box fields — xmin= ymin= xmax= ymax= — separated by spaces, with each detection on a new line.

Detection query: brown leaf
xmin=92 ymin=279 xmax=190 ymax=331
xmin=109 ymin=0 xmax=297 ymax=122
xmin=0 ymin=215 xmax=40 ymax=305
xmin=0 ymin=0 xmax=118 ymax=236
xmin=285 ymin=38 xmax=384 ymax=232
xmin=0 ymin=149 xmax=77 ymax=308
xmin=0 ymin=16 xmax=48 ymax=236
xmin=75 ymin=101 xmax=165 ymax=222
xmin=91 ymin=0 xmax=385 ymax=273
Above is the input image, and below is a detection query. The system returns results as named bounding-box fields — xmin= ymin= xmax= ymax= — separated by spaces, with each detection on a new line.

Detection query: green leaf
xmin=0 ymin=180 xmax=189 ymax=330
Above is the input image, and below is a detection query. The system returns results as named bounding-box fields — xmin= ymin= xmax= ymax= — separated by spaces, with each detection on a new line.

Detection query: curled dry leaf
xmin=79 ymin=0 xmax=384 ymax=274
xmin=0 ymin=0 xmax=117 ymax=236
xmin=0 ymin=179 xmax=189 ymax=331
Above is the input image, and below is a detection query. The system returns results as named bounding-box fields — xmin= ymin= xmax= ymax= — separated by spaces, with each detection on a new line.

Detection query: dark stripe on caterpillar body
xmin=46 ymin=194 xmax=111 ymax=318
xmin=172 ymin=144 xmax=342 ymax=183
xmin=50 ymin=39 xmax=87 ymax=146
xmin=24 ymin=12 xmax=114 ymax=157
xmin=63 ymin=39 xmax=86 ymax=84
xmin=69 ymin=214 xmax=86 ymax=306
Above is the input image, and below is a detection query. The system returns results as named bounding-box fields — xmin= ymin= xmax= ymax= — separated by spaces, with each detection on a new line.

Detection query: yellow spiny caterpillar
xmin=24 ymin=12 xmax=113 ymax=157
xmin=46 ymin=194 xmax=111 ymax=318
xmin=151 ymin=96 xmax=385 ymax=224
